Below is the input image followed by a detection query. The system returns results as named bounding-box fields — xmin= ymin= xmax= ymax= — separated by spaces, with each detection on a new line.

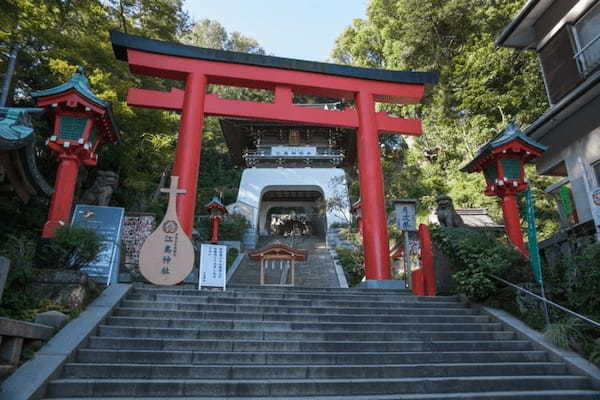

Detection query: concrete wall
xmin=232 ymin=168 xmax=351 ymax=238
xmin=535 ymin=95 xmax=600 ymax=223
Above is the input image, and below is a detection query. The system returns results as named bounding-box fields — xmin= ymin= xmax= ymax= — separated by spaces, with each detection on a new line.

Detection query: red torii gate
xmin=110 ymin=31 xmax=437 ymax=281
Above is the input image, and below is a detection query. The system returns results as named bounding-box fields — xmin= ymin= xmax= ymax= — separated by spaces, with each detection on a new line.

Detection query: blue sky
xmin=184 ymin=0 xmax=368 ymax=62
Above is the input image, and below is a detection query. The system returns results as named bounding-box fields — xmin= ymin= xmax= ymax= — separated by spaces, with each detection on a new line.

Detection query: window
xmin=573 ymin=3 xmax=600 ymax=74
xmin=592 ymin=159 xmax=600 ymax=186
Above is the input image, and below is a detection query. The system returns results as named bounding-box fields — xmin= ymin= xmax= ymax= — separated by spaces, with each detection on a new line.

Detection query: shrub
xmin=544 ymin=318 xmax=586 ymax=350
xmin=226 ymin=247 xmax=239 ymax=270
xmin=195 ymin=214 xmax=250 ymax=242
xmin=334 ymin=247 xmax=364 ymax=286
xmin=568 ymin=242 xmax=600 ymax=319
xmin=0 ymin=234 xmax=38 ymax=320
xmin=37 ymin=226 xmax=103 ymax=270
xmin=431 ymin=226 xmax=530 ymax=301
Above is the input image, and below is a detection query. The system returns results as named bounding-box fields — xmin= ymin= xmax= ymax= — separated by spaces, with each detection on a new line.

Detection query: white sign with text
xmin=199 ymin=244 xmax=227 ymax=290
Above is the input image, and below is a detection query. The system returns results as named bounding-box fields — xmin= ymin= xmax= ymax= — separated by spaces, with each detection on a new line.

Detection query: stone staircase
xmin=230 ymin=236 xmax=340 ymax=288
xmin=41 ymin=284 xmax=600 ymax=399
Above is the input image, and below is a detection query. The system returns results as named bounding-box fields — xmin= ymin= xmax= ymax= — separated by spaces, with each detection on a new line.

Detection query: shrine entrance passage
xmin=110 ymin=31 xmax=438 ymax=281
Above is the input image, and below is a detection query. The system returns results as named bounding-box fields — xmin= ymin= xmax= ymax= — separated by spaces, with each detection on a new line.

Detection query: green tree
xmin=0 ymin=0 xmax=191 ymax=237
xmin=332 ymin=0 xmax=558 ymax=237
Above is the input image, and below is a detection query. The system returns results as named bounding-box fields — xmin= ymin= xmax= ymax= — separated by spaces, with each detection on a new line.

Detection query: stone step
xmin=139 ymin=282 xmax=411 ymax=295
xmin=61 ymin=362 xmax=568 ymax=379
xmin=87 ymin=337 xmax=533 ymax=352
xmin=112 ymin=307 xmax=491 ymax=323
xmin=130 ymin=287 xmax=417 ymax=301
xmin=119 ymin=300 xmax=478 ymax=316
xmin=76 ymin=349 xmax=551 ymax=365
xmin=45 ymin=376 xmax=592 ymax=397
xmin=104 ymin=316 xmax=502 ymax=332
xmin=41 ymin=391 xmax=600 ymax=400
xmin=126 ymin=294 xmax=462 ymax=309
xmin=96 ymin=326 xmax=515 ymax=341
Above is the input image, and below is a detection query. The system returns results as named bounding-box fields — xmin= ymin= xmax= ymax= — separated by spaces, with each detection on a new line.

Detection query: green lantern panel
xmin=483 ymin=164 xmax=497 ymax=182
xmin=501 ymin=158 xmax=521 ymax=180
xmin=59 ymin=116 xmax=88 ymax=141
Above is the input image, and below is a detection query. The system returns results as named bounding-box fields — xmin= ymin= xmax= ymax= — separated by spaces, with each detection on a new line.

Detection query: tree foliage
xmin=0 ymin=5 xmax=269 ymax=239
xmin=332 ymin=0 xmax=559 ymax=238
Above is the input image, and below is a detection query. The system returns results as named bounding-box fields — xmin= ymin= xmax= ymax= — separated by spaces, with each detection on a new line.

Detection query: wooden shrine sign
xmin=139 ymin=176 xmax=194 ymax=285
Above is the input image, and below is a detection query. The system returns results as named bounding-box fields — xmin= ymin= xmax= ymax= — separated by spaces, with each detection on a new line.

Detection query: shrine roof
xmin=32 ymin=68 xmax=120 ymax=144
xmin=219 ymin=118 xmax=357 ymax=167
xmin=461 ymin=123 xmax=548 ymax=172
xmin=206 ymin=196 xmax=226 ymax=211
xmin=0 ymin=108 xmax=43 ymax=148
xmin=32 ymin=67 xmax=109 ymax=108
xmin=110 ymin=31 xmax=438 ymax=85
xmin=249 ymin=243 xmax=307 ymax=261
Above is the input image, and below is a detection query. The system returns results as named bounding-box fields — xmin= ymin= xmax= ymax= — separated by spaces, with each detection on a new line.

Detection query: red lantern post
xmin=462 ymin=124 xmax=547 ymax=256
xmin=206 ymin=196 xmax=227 ymax=243
xmin=351 ymin=199 xmax=363 ymax=235
xmin=33 ymin=67 xmax=119 ymax=237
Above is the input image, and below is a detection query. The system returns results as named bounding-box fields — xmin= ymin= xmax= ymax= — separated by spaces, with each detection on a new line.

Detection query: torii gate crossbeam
xmin=110 ymin=31 xmax=438 ymax=281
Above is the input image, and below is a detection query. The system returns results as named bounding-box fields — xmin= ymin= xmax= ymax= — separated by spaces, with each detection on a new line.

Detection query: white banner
xmin=271 ymin=146 xmax=316 ymax=156
xmin=199 ymin=244 xmax=227 ymax=290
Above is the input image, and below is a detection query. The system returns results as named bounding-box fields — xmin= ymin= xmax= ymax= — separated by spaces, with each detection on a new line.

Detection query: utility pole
xmin=1 ymin=43 xmax=19 ymax=107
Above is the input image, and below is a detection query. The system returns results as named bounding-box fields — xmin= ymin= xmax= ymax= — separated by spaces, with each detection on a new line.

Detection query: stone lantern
xmin=351 ymin=199 xmax=363 ymax=234
xmin=33 ymin=67 xmax=119 ymax=237
xmin=206 ymin=196 xmax=227 ymax=243
xmin=461 ymin=123 xmax=547 ymax=256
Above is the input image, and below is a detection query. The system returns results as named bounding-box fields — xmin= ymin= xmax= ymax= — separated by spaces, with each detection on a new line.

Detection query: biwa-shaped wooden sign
xmin=139 ymin=176 xmax=194 ymax=285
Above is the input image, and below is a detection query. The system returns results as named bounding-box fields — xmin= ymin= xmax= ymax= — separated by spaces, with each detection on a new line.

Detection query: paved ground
xmin=230 ymin=235 xmax=340 ymax=288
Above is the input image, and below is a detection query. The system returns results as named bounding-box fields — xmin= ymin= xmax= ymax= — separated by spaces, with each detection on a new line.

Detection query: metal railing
xmin=574 ymin=31 xmax=600 ymax=74
xmin=489 ymin=274 xmax=600 ymax=329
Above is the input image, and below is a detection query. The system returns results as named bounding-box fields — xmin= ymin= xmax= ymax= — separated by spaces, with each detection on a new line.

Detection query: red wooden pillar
xmin=210 ymin=216 xmax=221 ymax=243
xmin=355 ymin=91 xmax=392 ymax=280
xmin=501 ymin=193 xmax=527 ymax=256
xmin=172 ymin=73 xmax=207 ymax=237
xmin=42 ymin=155 xmax=80 ymax=237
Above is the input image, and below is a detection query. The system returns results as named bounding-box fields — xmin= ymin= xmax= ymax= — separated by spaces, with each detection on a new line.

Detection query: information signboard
xmin=71 ymin=205 xmax=124 ymax=285
xmin=199 ymin=243 xmax=227 ymax=290
xmin=271 ymin=146 xmax=317 ymax=156
xmin=394 ymin=199 xmax=417 ymax=232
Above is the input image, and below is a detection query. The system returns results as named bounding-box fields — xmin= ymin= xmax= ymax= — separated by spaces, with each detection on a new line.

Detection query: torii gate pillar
xmin=110 ymin=31 xmax=437 ymax=282
xmin=172 ymin=73 xmax=207 ymax=234
xmin=356 ymin=91 xmax=391 ymax=279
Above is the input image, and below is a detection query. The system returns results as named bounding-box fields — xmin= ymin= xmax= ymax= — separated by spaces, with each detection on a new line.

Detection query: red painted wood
xmin=172 ymin=73 xmax=207 ymax=236
xmin=120 ymin=46 xmax=431 ymax=281
xmin=501 ymin=194 xmax=528 ymax=257
xmin=36 ymin=90 xmax=106 ymax=115
xmin=127 ymin=89 xmax=423 ymax=135
xmin=42 ymin=155 xmax=80 ymax=238
xmin=355 ymin=91 xmax=391 ymax=280
xmin=210 ymin=217 xmax=220 ymax=244
xmin=419 ymin=223 xmax=436 ymax=296
xmin=126 ymin=49 xmax=426 ymax=104
xmin=412 ymin=268 xmax=425 ymax=296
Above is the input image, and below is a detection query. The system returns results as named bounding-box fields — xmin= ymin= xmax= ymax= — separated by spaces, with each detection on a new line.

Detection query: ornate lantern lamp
xmin=32 ymin=67 xmax=119 ymax=237
xmin=461 ymin=124 xmax=547 ymax=256
xmin=351 ymin=199 xmax=363 ymax=234
xmin=206 ymin=196 xmax=227 ymax=243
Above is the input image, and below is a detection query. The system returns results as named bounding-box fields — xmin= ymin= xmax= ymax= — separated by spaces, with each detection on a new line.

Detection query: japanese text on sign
xmin=199 ymin=244 xmax=226 ymax=290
